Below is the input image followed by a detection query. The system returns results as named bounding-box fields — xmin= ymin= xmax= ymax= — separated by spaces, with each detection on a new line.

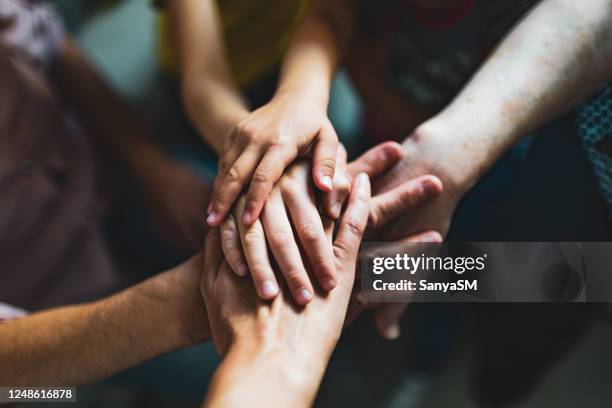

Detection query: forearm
xmin=275 ymin=0 xmax=352 ymax=106
xmin=413 ymin=0 xmax=612 ymax=192
xmin=171 ymin=0 xmax=248 ymax=153
xmin=203 ymin=339 xmax=329 ymax=408
xmin=0 ymin=256 xmax=209 ymax=386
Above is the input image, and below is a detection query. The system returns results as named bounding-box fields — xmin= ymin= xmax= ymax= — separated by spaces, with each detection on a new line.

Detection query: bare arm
xmin=171 ymin=0 xmax=248 ymax=153
xmin=413 ymin=0 xmax=612 ymax=194
xmin=0 ymin=255 xmax=209 ymax=386
xmin=275 ymin=0 xmax=352 ymax=110
xmin=205 ymin=0 xmax=354 ymax=227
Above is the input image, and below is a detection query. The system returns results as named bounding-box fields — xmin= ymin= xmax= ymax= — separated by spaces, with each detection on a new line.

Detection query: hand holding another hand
xmin=200 ymin=173 xmax=372 ymax=408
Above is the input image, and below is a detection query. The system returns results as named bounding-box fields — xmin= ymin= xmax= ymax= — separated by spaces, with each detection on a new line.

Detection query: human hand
xmin=219 ymin=156 xmax=344 ymax=305
xmin=200 ymin=174 xmax=371 ymax=407
xmin=364 ymin=125 xmax=475 ymax=242
xmin=206 ymin=90 xmax=339 ymax=227
xmin=218 ymin=143 xmax=403 ymax=305
xmin=344 ymin=140 xmax=447 ymax=340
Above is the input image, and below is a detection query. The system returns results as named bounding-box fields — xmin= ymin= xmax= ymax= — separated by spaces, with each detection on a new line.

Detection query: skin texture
xmin=220 ymin=143 xmax=443 ymax=306
xmin=0 ymin=256 xmax=209 ymax=385
xmin=170 ymin=0 xmax=344 ymax=229
xmin=205 ymin=0 xmax=346 ymax=228
xmin=220 ymin=147 xmax=351 ymax=305
xmin=201 ymin=173 xmax=371 ymax=408
xmin=171 ymin=0 xmax=354 ymax=294
xmin=226 ymin=0 xmax=612 ymax=336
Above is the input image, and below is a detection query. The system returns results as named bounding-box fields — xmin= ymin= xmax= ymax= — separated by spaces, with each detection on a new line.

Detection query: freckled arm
xmin=412 ymin=0 xmax=612 ymax=191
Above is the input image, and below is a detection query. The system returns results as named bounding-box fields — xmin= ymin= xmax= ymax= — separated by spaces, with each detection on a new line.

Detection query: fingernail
xmin=422 ymin=179 xmax=440 ymax=197
xmin=242 ymin=210 xmax=253 ymax=225
xmin=296 ymin=288 xmax=313 ymax=304
xmin=422 ymin=232 xmax=442 ymax=243
xmin=383 ymin=324 xmax=401 ymax=340
xmin=206 ymin=212 xmax=218 ymax=226
xmin=321 ymin=175 xmax=333 ymax=190
xmin=260 ymin=281 xmax=279 ymax=299
xmin=207 ymin=202 xmax=212 ymax=213
xmin=332 ymin=202 xmax=343 ymax=218
xmin=321 ymin=277 xmax=337 ymax=291
xmin=235 ymin=263 xmax=248 ymax=276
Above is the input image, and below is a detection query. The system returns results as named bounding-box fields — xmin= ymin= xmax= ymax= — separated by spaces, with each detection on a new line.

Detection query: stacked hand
xmin=211 ymin=139 xmax=445 ymax=340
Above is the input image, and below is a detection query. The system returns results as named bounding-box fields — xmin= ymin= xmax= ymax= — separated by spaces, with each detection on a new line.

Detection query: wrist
xmin=407 ymin=115 xmax=502 ymax=197
xmin=209 ymin=341 xmax=321 ymax=407
xmin=137 ymin=255 xmax=210 ymax=348
xmin=182 ymin=77 xmax=249 ymax=153
xmin=274 ymin=83 xmax=329 ymax=110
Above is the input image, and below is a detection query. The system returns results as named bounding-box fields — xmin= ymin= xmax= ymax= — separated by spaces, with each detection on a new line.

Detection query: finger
xmin=312 ymin=122 xmax=338 ymax=192
xmin=203 ymin=230 xmax=224 ymax=289
xmin=283 ymin=182 xmax=337 ymax=292
xmin=207 ymin=146 xmax=263 ymax=227
xmin=207 ymin=137 xmax=241 ymax=214
xmin=322 ymin=144 xmax=351 ymax=219
xmin=404 ymin=230 xmax=443 ymax=243
xmin=373 ymin=302 xmax=407 ymax=340
xmin=262 ymin=190 xmax=314 ymax=305
xmin=235 ymin=198 xmax=279 ymax=300
xmin=242 ymin=145 xmax=297 ymax=225
xmin=368 ymin=175 xmax=443 ymax=231
xmin=368 ymin=230 xmax=442 ymax=338
xmin=333 ymin=173 xmax=371 ymax=264
xmin=220 ymin=214 xmax=248 ymax=277
xmin=347 ymin=141 xmax=404 ymax=179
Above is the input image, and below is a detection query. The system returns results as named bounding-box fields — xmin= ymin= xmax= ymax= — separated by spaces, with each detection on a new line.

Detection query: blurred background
xmin=9 ymin=0 xmax=612 ymax=406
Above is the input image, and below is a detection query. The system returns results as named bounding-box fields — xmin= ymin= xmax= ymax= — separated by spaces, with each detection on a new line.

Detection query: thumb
xmin=347 ymin=141 xmax=404 ymax=179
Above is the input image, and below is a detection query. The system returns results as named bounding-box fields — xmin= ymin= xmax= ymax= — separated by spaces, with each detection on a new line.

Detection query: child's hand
xmin=206 ymin=90 xmax=339 ymax=227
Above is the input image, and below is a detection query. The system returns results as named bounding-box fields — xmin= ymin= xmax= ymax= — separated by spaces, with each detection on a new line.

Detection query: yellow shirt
xmin=156 ymin=0 xmax=308 ymax=88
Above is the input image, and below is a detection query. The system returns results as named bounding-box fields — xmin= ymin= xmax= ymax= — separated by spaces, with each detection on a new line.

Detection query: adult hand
xmin=344 ymin=140 xmax=448 ymax=340
xmin=200 ymin=174 xmax=371 ymax=407
xmin=218 ymin=143 xmax=405 ymax=305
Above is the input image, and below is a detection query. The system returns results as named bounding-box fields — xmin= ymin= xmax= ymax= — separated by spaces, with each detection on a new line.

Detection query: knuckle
xmin=236 ymin=122 xmax=258 ymax=140
xmin=218 ymin=158 xmax=232 ymax=174
xmin=243 ymin=229 xmax=263 ymax=247
xmin=318 ymin=157 xmax=336 ymax=171
xmin=252 ymin=169 xmax=270 ymax=184
xmin=225 ymin=166 xmax=241 ymax=182
xmin=344 ymin=216 xmax=365 ymax=237
xmin=268 ymin=230 xmax=293 ymax=249
xmin=280 ymin=179 xmax=299 ymax=197
xmin=298 ymin=223 xmax=321 ymax=243
xmin=221 ymin=229 xmax=238 ymax=248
